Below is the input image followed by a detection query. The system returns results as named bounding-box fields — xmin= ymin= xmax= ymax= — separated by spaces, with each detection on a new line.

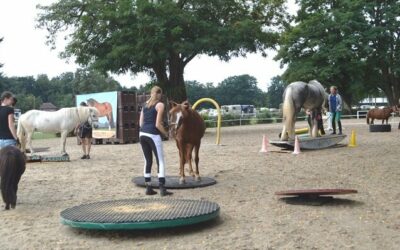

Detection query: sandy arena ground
xmin=1 ymin=119 xmax=399 ymax=249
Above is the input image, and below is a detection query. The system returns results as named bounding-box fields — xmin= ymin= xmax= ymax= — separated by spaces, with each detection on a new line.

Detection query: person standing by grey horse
xmin=75 ymin=102 xmax=93 ymax=159
xmin=328 ymin=86 xmax=343 ymax=135
xmin=0 ymin=91 xmax=18 ymax=149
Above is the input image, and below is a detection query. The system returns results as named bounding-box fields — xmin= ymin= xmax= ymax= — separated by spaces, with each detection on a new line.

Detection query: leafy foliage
xmin=186 ymin=75 xmax=266 ymax=107
xmin=276 ymin=0 xmax=400 ymax=106
xmin=0 ymin=69 xmax=124 ymax=112
xmin=0 ymin=37 xmax=3 ymax=76
xmin=266 ymin=76 xmax=285 ymax=108
xmin=37 ymin=0 xmax=287 ymax=102
xmin=216 ymin=75 xmax=265 ymax=106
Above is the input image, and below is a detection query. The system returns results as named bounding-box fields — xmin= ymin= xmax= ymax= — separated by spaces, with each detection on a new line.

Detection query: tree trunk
xmin=152 ymin=55 xmax=188 ymax=103
xmin=166 ymin=53 xmax=187 ymax=103
xmin=379 ymin=65 xmax=400 ymax=106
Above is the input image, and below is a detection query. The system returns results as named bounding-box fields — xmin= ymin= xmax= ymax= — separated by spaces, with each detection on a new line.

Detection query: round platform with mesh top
xmin=275 ymin=189 xmax=358 ymax=205
xmin=275 ymin=189 xmax=358 ymax=197
xmin=26 ymin=154 xmax=70 ymax=163
xmin=132 ymin=176 xmax=217 ymax=189
xmin=60 ymin=198 xmax=220 ymax=230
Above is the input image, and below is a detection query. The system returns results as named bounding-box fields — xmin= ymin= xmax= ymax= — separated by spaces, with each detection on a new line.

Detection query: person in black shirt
xmin=75 ymin=102 xmax=93 ymax=159
xmin=0 ymin=91 xmax=18 ymax=149
xmin=139 ymin=86 xmax=172 ymax=196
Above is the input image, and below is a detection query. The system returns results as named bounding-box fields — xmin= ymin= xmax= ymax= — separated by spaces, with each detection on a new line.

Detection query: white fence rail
xmin=203 ymin=113 xmax=398 ymax=127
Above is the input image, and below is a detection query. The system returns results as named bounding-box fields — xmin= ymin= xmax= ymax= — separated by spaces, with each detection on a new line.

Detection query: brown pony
xmin=87 ymin=98 xmax=114 ymax=129
xmin=0 ymin=146 xmax=26 ymax=210
xmin=366 ymin=106 xmax=398 ymax=124
xmin=169 ymin=101 xmax=206 ymax=184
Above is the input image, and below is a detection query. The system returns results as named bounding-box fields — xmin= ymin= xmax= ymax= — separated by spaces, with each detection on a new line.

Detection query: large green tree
xmin=0 ymin=69 xmax=124 ymax=111
xmin=276 ymin=0 xmax=400 ymax=106
xmin=215 ymin=74 xmax=264 ymax=106
xmin=266 ymin=75 xmax=285 ymax=108
xmin=361 ymin=0 xmax=400 ymax=106
xmin=72 ymin=68 xmax=122 ymax=94
xmin=0 ymin=37 xmax=3 ymax=77
xmin=37 ymin=0 xmax=287 ymax=102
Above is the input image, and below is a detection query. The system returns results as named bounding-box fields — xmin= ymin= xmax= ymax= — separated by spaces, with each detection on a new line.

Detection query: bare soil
xmin=1 ymin=119 xmax=399 ymax=249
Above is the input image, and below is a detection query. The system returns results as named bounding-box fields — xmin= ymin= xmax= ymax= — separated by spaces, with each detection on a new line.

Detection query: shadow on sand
xmin=278 ymin=197 xmax=364 ymax=207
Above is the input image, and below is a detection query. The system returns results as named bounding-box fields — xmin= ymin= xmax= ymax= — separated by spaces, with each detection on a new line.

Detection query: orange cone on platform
xmin=348 ymin=130 xmax=357 ymax=147
xmin=292 ymin=136 xmax=301 ymax=155
xmin=259 ymin=135 xmax=269 ymax=153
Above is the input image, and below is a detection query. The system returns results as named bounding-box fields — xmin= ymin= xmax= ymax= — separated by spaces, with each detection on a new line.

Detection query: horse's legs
xmin=108 ymin=114 xmax=111 ymax=130
xmin=108 ymin=113 xmax=114 ymax=129
xmin=178 ymin=143 xmax=186 ymax=184
xmin=311 ymin=117 xmax=319 ymax=137
xmin=288 ymin=114 xmax=296 ymax=140
xmin=281 ymin=114 xmax=295 ymax=141
xmin=20 ymin=133 xmax=26 ymax=154
xmin=27 ymin=132 xmax=34 ymax=154
xmin=280 ymin=124 xmax=288 ymax=141
xmin=186 ymin=144 xmax=195 ymax=178
xmin=194 ymin=143 xmax=201 ymax=181
xmin=60 ymin=130 xmax=68 ymax=155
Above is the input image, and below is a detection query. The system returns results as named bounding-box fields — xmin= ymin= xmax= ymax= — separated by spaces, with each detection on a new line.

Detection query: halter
xmin=168 ymin=117 xmax=183 ymax=135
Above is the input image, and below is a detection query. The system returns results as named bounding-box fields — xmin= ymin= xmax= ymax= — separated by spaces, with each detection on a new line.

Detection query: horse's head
xmin=86 ymin=107 xmax=99 ymax=128
xmin=168 ymin=101 xmax=190 ymax=138
xmin=86 ymin=98 xmax=97 ymax=107
xmin=391 ymin=105 xmax=399 ymax=113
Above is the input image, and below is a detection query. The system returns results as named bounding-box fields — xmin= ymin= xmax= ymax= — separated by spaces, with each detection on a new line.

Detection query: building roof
xmin=40 ymin=102 xmax=58 ymax=111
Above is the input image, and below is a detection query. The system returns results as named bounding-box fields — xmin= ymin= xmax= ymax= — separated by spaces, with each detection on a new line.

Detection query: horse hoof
xmin=62 ymin=153 xmax=69 ymax=157
xmin=195 ymin=176 xmax=201 ymax=182
xmin=179 ymin=178 xmax=186 ymax=185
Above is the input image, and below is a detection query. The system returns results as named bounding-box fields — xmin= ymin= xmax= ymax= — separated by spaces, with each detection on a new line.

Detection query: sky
xmin=0 ymin=1 xmax=296 ymax=92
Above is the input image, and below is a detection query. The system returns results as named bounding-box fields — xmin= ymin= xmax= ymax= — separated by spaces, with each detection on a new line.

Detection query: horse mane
xmin=76 ymin=106 xmax=93 ymax=123
xmin=87 ymin=98 xmax=97 ymax=105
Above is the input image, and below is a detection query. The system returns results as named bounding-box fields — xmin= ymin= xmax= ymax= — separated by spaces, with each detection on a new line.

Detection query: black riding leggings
xmin=139 ymin=132 xmax=166 ymax=184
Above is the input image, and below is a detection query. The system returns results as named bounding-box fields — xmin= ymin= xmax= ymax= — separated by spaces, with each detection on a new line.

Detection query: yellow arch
xmin=192 ymin=98 xmax=221 ymax=145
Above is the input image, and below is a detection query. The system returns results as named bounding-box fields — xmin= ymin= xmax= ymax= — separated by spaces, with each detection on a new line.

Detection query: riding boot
xmin=338 ymin=121 xmax=343 ymax=135
xmin=331 ymin=120 xmax=336 ymax=134
xmin=159 ymin=183 xmax=173 ymax=197
xmin=145 ymin=182 xmax=157 ymax=195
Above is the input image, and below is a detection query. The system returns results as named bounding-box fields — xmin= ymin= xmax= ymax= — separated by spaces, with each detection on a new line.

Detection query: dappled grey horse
xmin=280 ymin=80 xmax=327 ymax=141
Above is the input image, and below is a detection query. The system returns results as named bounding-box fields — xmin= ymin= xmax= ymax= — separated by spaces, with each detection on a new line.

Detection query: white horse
xmin=17 ymin=107 xmax=99 ymax=155
xmin=280 ymin=80 xmax=327 ymax=141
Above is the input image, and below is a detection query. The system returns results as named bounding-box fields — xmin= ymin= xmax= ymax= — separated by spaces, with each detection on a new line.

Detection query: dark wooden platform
xmin=270 ymin=134 xmax=347 ymax=150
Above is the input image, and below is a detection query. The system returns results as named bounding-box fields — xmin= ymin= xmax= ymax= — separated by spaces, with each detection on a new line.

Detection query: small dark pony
xmin=366 ymin=106 xmax=398 ymax=124
xmin=0 ymin=146 xmax=26 ymax=210
xmin=169 ymin=101 xmax=206 ymax=184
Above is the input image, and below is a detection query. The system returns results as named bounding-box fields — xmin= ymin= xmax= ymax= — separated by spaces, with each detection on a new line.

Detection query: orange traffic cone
xmin=259 ymin=135 xmax=269 ymax=153
xmin=292 ymin=136 xmax=301 ymax=155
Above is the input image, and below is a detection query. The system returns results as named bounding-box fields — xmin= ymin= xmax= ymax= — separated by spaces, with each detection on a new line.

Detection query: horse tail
xmin=0 ymin=146 xmax=26 ymax=209
xmin=280 ymin=87 xmax=295 ymax=140
xmin=16 ymin=118 xmax=26 ymax=152
xmin=366 ymin=112 xmax=370 ymax=124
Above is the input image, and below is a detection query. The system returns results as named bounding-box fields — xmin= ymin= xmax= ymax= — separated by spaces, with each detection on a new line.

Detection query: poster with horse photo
xmin=76 ymin=91 xmax=118 ymax=139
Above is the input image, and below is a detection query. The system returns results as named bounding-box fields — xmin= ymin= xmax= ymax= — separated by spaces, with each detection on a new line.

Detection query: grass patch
xmin=32 ymin=132 xmax=57 ymax=140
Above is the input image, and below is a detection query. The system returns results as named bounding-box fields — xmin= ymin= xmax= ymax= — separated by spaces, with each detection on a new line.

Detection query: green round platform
xmin=60 ymin=198 xmax=220 ymax=230
xmin=132 ymin=176 xmax=217 ymax=189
